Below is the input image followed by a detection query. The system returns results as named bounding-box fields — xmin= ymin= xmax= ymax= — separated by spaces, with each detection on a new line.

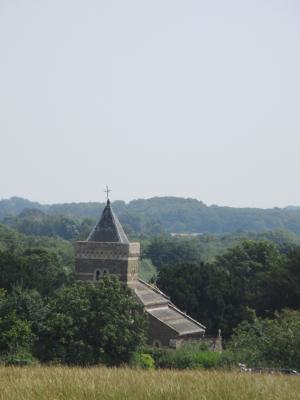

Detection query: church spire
xmin=87 ymin=188 xmax=129 ymax=243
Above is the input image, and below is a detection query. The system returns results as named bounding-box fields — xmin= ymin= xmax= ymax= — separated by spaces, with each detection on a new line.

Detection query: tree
xmin=158 ymin=262 xmax=209 ymax=320
xmin=284 ymin=248 xmax=300 ymax=308
xmin=0 ymin=248 xmax=70 ymax=296
xmin=37 ymin=276 xmax=147 ymax=365
xmin=0 ymin=288 xmax=46 ymax=362
xmin=146 ymin=236 xmax=201 ymax=269
xmin=228 ymin=310 xmax=300 ymax=369
xmin=0 ymin=286 xmax=46 ymax=339
xmin=157 ymin=240 xmax=292 ymax=337
xmin=0 ymin=310 xmax=33 ymax=356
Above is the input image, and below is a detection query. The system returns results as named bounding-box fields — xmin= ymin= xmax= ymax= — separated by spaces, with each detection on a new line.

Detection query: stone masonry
xmin=75 ymin=198 xmax=206 ymax=348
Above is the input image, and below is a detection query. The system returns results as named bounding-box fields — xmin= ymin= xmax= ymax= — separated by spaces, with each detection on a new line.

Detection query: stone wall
xmin=75 ymin=241 xmax=140 ymax=259
xmin=147 ymin=313 xmax=178 ymax=347
xmin=75 ymin=241 xmax=140 ymax=284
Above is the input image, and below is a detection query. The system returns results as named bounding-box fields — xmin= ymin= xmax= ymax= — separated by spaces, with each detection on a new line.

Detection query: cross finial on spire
xmin=104 ymin=185 xmax=112 ymax=202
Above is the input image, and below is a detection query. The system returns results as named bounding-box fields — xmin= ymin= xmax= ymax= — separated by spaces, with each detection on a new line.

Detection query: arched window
xmin=153 ymin=340 xmax=161 ymax=348
xmin=95 ymin=270 xmax=101 ymax=281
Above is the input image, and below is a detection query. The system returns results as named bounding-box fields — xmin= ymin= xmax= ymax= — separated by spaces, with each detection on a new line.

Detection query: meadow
xmin=0 ymin=367 xmax=299 ymax=400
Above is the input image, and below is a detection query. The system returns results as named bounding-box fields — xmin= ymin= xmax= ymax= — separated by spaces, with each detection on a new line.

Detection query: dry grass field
xmin=0 ymin=366 xmax=299 ymax=400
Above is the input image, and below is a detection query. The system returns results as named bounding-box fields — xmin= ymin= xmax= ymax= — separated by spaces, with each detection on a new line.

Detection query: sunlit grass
xmin=0 ymin=366 xmax=299 ymax=400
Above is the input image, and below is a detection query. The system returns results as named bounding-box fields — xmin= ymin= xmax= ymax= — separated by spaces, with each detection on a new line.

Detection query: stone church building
xmin=75 ymin=198 xmax=206 ymax=348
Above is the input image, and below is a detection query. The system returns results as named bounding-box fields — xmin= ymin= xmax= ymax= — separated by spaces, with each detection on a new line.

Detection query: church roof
xmin=87 ymin=200 xmax=129 ymax=243
xmin=147 ymin=305 xmax=205 ymax=336
xmin=134 ymin=280 xmax=206 ymax=336
xmin=134 ymin=280 xmax=170 ymax=307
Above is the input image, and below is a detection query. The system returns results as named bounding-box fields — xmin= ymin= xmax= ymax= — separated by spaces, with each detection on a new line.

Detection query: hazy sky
xmin=0 ymin=1 xmax=299 ymax=208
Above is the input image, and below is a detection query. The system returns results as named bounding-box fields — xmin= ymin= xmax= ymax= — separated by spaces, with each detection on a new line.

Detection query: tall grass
xmin=0 ymin=366 xmax=299 ymax=400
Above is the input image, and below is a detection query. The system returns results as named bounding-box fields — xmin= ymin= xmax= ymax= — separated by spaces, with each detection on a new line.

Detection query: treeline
xmin=3 ymin=208 xmax=94 ymax=241
xmin=143 ymin=229 xmax=300 ymax=268
xmin=156 ymin=240 xmax=300 ymax=338
xmin=2 ymin=196 xmax=300 ymax=236
xmin=0 ymin=223 xmax=74 ymax=266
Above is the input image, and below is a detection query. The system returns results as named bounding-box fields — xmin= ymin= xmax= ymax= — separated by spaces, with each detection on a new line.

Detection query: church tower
xmin=75 ymin=199 xmax=140 ymax=286
xmin=75 ymin=192 xmax=206 ymax=348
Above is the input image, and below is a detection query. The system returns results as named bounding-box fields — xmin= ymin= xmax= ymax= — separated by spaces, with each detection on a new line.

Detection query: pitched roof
xmin=134 ymin=280 xmax=170 ymax=307
xmin=134 ymin=280 xmax=206 ymax=336
xmin=147 ymin=305 xmax=205 ymax=336
xmin=87 ymin=200 xmax=129 ymax=243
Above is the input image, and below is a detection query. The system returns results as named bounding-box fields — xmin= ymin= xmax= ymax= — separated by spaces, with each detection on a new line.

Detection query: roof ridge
xmin=110 ymin=207 xmax=122 ymax=242
xmin=168 ymin=303 xmax=206 ymax=330
xmin=137 ymin=279 xmax=170 ymax=300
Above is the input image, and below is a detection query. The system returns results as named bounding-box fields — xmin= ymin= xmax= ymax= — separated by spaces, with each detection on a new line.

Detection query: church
xmin=75 ymin=196 xmax=206 ymax=348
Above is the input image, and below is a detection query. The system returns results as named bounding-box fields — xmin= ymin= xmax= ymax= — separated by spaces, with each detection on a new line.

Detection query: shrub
xmin=2 ymin=350 xmax=38 ymax=366
xmin=227 ymin=310 xmax=300 ymax=369
xmin=193 ymin=351 xmax=223 ymax=369
xmin=143 ymin=343 xmax=225 ymax=370
xmin=130 ymin=353 xmax=155 ymax=369
xmin=141 ymin=342 xmax=238 ymax=370
xmin=157 ymin=349 xmax=223 ymax=369
xmin=0 ymin=311 xmax=34 ymax=355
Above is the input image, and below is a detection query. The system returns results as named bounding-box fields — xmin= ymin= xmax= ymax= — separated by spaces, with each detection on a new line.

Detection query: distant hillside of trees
xmin=2 ymin=196 xmax=300 ymax=236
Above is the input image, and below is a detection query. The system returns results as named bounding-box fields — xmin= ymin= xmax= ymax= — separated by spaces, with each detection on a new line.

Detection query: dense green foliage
xmin=0 ymin=197 xmax=45 ymax=220
xmin=2 ymin=196 xmax=300 ymax=237
xmin=0 ymin=278 xmax=147 ymax=366
xmin=130 ymin=352 xmax=155 ymax=369
xmin=0 ymin=223 xmax=74 ymax=266
xmin=0 ymin=310 xmax=33 ymax=356
xmin=3 ymin=208 xmax=94 ymax=241
xmin=37 ymin=278 xmax=147 ymax=365
xmin=0 ymin=198 xmax=300 ymax=369
xmin=145 ymin=236 xmax=202 ymax=269
xmin=0 ymin=223 xmax=147 ymax=366
xmin=228 ymin=310 xmax=300 ymax=369
xmin=157 ymin=241 xmax=300 ymax=337
xmin=145 ymin=230 xmax=300 ymax=267
xmin=155 ymin=349 xmax=224 ymax=369
xmin=146 ymin=343 xmax=227 ymax=370
xmin=0 ymin=248 xmax=71 ymax=296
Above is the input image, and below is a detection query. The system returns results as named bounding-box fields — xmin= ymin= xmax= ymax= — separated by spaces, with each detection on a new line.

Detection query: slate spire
xmin=87 ymin=199 xmax=129 ymax=243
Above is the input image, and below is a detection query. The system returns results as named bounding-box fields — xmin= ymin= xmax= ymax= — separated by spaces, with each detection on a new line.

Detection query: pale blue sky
xmin=0 ymin=0 xmax=299 ymax=207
